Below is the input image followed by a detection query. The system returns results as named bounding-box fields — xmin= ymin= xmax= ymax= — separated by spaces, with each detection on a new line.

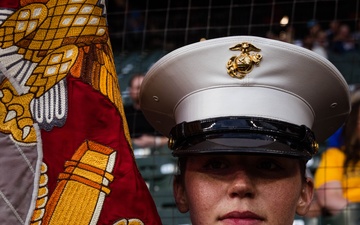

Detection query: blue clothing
xmin=326 ymin=127 xmax=343 ymax=148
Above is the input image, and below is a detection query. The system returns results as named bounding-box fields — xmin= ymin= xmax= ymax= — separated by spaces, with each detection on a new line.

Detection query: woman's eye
xmin=204 ymin=160 xmax=227 ymax=170
xmin=257 ymin=160 xmax=280 ymax=170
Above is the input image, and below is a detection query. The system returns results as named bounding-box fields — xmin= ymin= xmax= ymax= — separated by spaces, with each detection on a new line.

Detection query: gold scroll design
xmin=0 ymin=0 xmax=132 ymax=145
xmin=32 ymin=140 xmax=117 ymax=225
xmin=226 ymin=42 xmax=263 ymax=79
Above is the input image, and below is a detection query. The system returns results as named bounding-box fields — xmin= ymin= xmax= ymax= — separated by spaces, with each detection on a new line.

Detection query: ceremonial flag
xmin=0 ymin=0 xmax=162 ymax=224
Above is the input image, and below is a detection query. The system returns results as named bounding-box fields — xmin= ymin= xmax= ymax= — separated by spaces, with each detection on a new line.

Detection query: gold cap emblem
xmin=226 ymin=42 xmax=263 ymax=78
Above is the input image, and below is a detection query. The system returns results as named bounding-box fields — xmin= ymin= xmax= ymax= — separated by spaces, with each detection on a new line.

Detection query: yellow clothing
xmin=314 ymin=147 xmax=360 ymax=202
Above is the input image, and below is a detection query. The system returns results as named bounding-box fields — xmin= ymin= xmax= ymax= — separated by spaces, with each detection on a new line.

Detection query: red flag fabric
xmin=0 ymin=0 xmax=162 ymax=224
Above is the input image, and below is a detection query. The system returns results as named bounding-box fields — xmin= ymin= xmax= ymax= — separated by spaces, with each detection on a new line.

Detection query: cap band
xmin=168 ymin=116 xmax=318 ymax=159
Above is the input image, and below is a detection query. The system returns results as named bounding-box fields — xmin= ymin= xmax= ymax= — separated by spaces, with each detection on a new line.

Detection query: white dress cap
xmin=140 ymin=36 xmax=350 ymax=156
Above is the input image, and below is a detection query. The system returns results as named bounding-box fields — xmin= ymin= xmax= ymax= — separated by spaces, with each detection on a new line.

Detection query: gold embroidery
xmin=0 ymin=0 xmax=132 ymax=145
xmin=30 ymin=163 xmax=49 ymax=224
xmin=0 ymin=80 xmax=36 ymax=143
xmin=114 ymin=218 xmax=145 ymax=225
xmin=41 ymin=140 xmax=116 ymax=225
xmin=26 ymin=45 xmax=78 ymax=97
xmin=0 ymin=4 xmax=48 ymax=49
xmin=0 ymin=0 xmax=135 ymax=224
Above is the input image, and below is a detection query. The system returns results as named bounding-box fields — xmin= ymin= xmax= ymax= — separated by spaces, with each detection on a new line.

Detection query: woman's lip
xmin=219 ymin=211 xmax=264 ymax=221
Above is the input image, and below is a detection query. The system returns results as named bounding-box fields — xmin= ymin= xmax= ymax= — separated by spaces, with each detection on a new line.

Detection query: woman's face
xmin=173 ymin=154 xmax=313 ymax=225
xmin=129 ymin=76 xmax=144 ymax=104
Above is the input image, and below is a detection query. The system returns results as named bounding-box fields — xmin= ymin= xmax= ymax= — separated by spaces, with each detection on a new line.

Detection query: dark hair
xmin=173 ymin=157 xmax=186 ymax=186
xmin=343 ymin=101 xmax=360 ymax=172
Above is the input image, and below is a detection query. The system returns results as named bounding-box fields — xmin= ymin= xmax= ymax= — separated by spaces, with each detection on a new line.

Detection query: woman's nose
xmin=227 ymin=170 xmax=256 ymax=199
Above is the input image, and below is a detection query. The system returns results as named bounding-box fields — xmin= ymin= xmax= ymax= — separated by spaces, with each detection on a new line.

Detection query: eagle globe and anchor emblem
xmin=226 ymin=42 xmax=263 ymax=78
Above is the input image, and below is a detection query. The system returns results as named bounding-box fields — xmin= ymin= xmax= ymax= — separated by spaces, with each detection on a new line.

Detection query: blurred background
xmin=106 ymin=1 xmax=360 ymax=224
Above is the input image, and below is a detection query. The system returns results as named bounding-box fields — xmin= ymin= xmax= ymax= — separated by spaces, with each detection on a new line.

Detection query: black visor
xmin=168 ymin=116 xmax=318 ymax=160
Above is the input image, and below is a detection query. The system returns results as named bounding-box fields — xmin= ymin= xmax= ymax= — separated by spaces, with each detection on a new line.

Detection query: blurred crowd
xmin=267 ymin=20 xmax=360 ymax=59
